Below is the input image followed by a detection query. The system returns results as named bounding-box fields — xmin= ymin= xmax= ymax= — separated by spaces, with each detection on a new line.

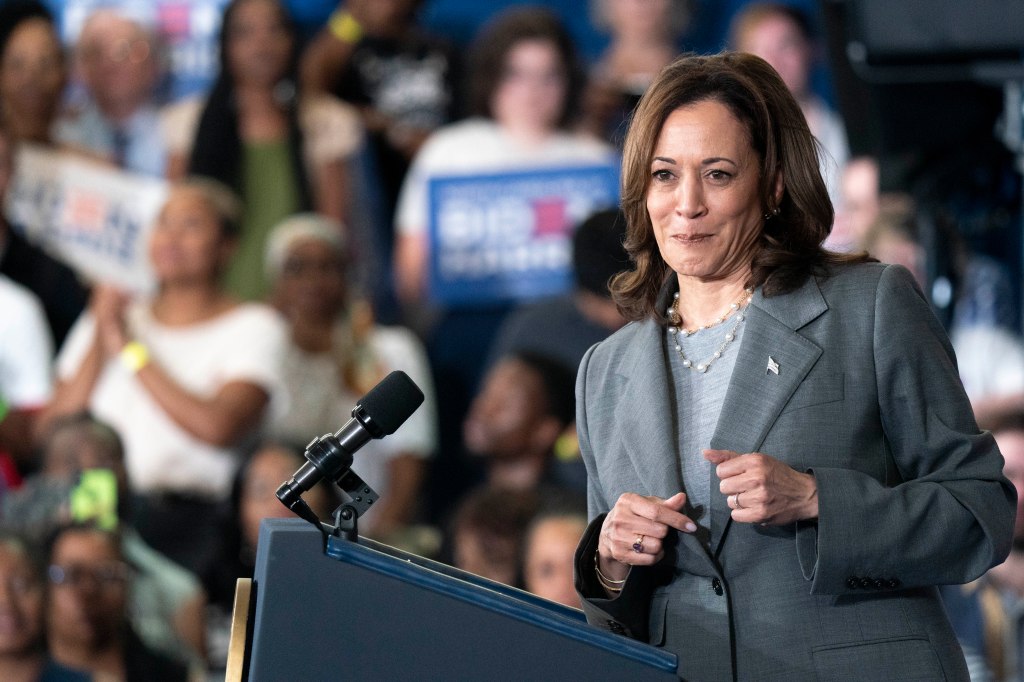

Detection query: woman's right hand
xmin=597 ymin=492 xmax=696 ymax=581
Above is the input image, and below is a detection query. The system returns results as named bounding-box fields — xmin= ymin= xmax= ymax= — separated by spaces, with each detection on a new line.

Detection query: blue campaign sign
xmin=427 ymin=164 xmax=620 ymax=307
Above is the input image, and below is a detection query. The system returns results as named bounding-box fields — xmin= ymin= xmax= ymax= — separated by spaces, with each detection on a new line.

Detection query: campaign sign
xmin=5 ymin=145 xmax=168 ymax=293
xmin=427 ymin=165 xmax=619 ymax=306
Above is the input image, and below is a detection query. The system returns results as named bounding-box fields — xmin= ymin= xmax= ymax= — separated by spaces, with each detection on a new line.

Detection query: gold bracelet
xmin=120 ymin=341 xmax=150 ymax=373
xmin=594 ymin=550 xmax=627 ymax=591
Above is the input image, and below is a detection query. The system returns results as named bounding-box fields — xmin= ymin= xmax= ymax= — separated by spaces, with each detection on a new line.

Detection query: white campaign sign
xmin=5 ymin=145 xmax=168 ymax=293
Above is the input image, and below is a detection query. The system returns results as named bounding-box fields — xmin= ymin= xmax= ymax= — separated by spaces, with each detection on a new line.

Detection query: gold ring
xmin=632 ymin=535 xmax=644 ymax=553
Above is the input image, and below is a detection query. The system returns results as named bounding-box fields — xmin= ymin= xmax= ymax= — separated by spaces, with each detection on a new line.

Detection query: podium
xmin=235 ymin=518 xmax=678 ymax=680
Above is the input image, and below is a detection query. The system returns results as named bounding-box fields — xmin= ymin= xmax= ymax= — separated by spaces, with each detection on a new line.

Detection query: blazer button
xmin=887 ymin=578 xmax=901 ymax=589
xmin=860 ymin=578 xmax=874 ymax=589
xmin=711 ymin=577 xmax=723 ymax=596
xmin=607 ymin=620 xmax=625 ymax=634
xmin=873 ymin=578 xmax=887 ymax=590
xmin=846 ymin=577 xmax=860 ymax=589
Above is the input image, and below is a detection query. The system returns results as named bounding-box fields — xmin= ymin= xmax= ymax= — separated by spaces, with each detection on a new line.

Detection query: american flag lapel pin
xmin=766 ymin=356 xmax=780 ymax=375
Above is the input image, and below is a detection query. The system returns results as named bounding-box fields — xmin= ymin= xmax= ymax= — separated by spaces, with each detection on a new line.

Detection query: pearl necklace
xmin=668 ymin=289 xmax=753 ymax=373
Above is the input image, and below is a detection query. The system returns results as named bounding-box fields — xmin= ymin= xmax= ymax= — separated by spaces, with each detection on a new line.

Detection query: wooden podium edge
xmin=226 ymin=577 xmax=254 ymax=682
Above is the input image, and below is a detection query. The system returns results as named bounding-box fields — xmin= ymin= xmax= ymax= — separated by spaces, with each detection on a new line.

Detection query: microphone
xmin=276 ymin=371 xmax=425 ymax=521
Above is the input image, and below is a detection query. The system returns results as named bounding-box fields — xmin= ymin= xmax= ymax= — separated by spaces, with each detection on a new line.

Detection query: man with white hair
xmin=56 ymin=8 xmax=166 ymax=176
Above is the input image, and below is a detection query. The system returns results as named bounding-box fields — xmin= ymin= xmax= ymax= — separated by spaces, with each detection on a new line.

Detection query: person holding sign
xmin=41 ymin=178 xmax=287 ymax=577
xmin=572 ymin=53 xmax=1014 ymax=681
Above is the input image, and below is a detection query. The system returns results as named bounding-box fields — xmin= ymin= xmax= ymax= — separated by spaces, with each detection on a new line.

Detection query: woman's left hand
xmin=704 ymin=449 xmax=818 ymax=525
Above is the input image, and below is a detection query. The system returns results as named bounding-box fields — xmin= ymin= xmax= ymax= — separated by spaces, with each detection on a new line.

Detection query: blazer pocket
xmin=811 ymin=636 xmax=943 ymax=680
xmin=781 ymin=372 xmax=845 ymax=414
xmin=647 ymin=591 xmax=669 ymax=647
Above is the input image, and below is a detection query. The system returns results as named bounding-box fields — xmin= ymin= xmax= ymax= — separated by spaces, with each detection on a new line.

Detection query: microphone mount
xmin=276 ymin=431 xmax=380 ymax=541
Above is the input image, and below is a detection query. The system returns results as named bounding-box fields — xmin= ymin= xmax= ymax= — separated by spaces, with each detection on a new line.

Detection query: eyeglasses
xmin=47 ymin=562 xmax=131 ymax=590
xmin=79 ymin=38 xmax=151 ymax=66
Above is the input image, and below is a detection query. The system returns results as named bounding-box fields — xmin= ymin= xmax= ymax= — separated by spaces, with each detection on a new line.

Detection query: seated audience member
xmin=46 ymin=523 xmax=187 ymax=681
xmin=0 ymin=531 xmax=90 ymax=682
xmin=265 ymin=214 xmax=438 ymax=539
xmin=0 ymin=1 xmax=65 ymax=146
xmin=0 ymin=275 xmax=52 ymax=474
xmin=449 ymin=486 xmax=539 ymax=588
xmin=522 ymin=507 xmax=587 ymax=609
xmin=203 ymin=442 xmax=338 ymax=671
xmin=729 ymin=2 xmax=848 ymax=205
xmin=463 ymin=351 xmax=579 ymax=493
xmin=581 ymin=0 xmax=690 ymax=144
xmin=942 ymin=415 xmax=1024 ymax=681
xmin=5 ymin=413 xmax=207 ymax=669
xmin=487 ymin=207 xmax=629 ymax=374
xmin=162 ymin=0 xmax=362 ymax=300
xmin=56 ymin=9 xmax=167 ymax=176
xmin=41 ymin=178 xmax=288 ymax=576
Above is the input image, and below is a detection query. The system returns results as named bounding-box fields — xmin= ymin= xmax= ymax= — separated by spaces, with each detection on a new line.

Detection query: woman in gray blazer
xmin=573 ymin=52 xmax=1015 ymax=681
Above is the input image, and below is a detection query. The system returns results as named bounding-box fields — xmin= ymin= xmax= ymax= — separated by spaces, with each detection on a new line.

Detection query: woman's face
xmin=491 ymin=39 xmax=567 ymax=134
xmin=0 ymin=18 xmax=64 ymax=124
xmin=225 ymin=0 xmax=293 ymax=88
xmin=647 ymin=100 xmax=771 ymax=286
xmin=148 ymin=187 xmax=232 ymax=285
xmin=274 ymin=238 xmax=347 ymax=321
xmin=46 ymin=530 xmax=127 ymax=651
xmin=0 ymin=543 xmax=44 ymax=656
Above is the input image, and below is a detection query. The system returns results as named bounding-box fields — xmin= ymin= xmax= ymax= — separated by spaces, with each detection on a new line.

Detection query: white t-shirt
xmin=0 ymin=275 xmax=53 ymax=409
xmin=953 ymin=325 xmax=1024 ymax=404
xmin=269 ymin=325 xmax=438 ymax=520
xmin=57 ymin=302 xmax=287 ymax=499
xmin=395 ymin=118 xmax=615 ymax=237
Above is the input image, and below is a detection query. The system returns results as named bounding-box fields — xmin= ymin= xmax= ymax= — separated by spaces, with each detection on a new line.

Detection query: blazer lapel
xmin=618 ymin=319 xmax=685 ymax=500
xmin=708 ymin=276 xmax=828 ymax=553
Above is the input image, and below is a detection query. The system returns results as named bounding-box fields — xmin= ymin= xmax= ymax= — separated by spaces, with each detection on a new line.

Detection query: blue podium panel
xmin=249 ymin=519 xmax=678 ymax=681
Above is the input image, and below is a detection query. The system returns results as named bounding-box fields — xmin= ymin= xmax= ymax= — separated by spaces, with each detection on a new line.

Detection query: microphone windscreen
xmin=358 ymin=371 xmax=425 ymax=435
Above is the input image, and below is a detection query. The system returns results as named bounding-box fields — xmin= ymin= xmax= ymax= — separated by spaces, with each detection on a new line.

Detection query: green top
xmin=226 ymin=139 xmax=303 ymax=300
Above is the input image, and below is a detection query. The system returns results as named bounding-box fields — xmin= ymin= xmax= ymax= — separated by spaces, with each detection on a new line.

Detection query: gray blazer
xmin=573 ymin=263 xmax=1015 ymax=681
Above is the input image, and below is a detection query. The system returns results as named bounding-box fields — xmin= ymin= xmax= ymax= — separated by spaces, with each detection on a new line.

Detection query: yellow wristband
xmin=120 ymin=341 xmax=150 ymax=373
xmin=328 ymin=10 xmax=362 ymax=45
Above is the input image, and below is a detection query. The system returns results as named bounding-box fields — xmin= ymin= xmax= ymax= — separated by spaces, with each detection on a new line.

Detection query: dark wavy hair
xmin=466 ymin=6 xmax=583 ymax=130
xmin=0 ymin=0 xmax=56 ymax=59
xmin=188 ymin=0 xmax=312 ymax=210
xmin=611 ymin=52 xmax=871 ymax=324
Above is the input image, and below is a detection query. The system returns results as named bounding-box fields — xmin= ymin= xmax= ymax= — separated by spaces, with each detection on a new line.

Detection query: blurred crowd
xmin=0 ymin=0 xmax=1021 ymax=680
